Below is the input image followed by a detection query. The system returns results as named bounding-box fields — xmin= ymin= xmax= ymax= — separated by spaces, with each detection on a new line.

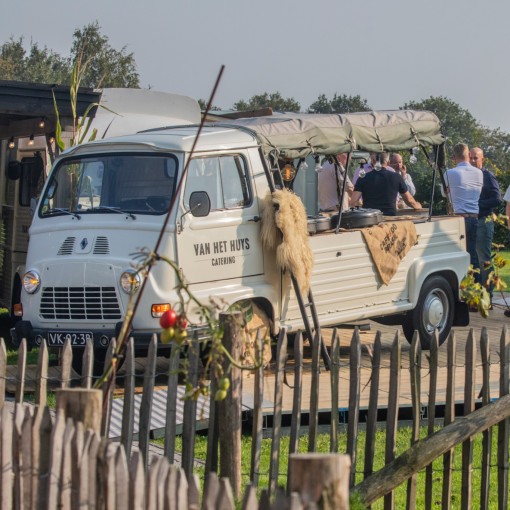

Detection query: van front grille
xmin=93 ymin=236 xmax=110 ymax=254
xmin=57 ymin=237 xmax=76 ymax=255
xmin=40 ymin=286 xmax=122 ymax=320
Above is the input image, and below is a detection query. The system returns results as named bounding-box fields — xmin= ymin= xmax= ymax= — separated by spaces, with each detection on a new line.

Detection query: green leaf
xmin=51 ymin=89 xmax=66 ymax=151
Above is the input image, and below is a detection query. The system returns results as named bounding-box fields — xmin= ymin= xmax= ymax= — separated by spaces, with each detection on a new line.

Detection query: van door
xmin=177 ymin=154 xmax=264 ymax=284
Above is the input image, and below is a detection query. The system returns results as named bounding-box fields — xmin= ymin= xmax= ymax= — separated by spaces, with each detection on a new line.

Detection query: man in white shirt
xmin=441 ymin=143 xmax=483 ymax=270
xmin=317 ymin=153 xmax=353 ymax=212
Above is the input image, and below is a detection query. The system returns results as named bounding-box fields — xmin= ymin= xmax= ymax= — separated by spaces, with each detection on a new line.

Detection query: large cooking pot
xmin=314 ymin=214 xmax=332 ymax=232
xmin=307 ymin=214 xmax=333 ymax=235
xmin=307 ymin=216 xmax=317 ymax=235
xmin=331 ymin=207 xmax=383 ymax=230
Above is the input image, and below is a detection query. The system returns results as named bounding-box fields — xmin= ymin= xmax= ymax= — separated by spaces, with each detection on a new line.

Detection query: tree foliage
xmin=197 ymin=99 xmax=221 ymax=111
xmin=233 ymin=92 xmax=300 ymax=112
xmin=70 ymin=22 xmax=139 ymax=88
xmin=0 ymin=22 xmax=139 ymax=88
xmin=398 ymin=96 xmax=510 ymax=221
xmin=0 ymin=37 xmax=69 ymax=83
xmin=308 ymin=93 xmax=371 ymax=114
xmin=402 ymin=96 xmax=483 ymax=152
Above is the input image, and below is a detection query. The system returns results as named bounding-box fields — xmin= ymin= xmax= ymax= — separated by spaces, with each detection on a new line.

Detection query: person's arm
xmin=352 ymin=167 xmax=361 ymax=185
xmin=402 ymin=191 xmax=422 ymax=209
xmin=405 ymin=173 xmax=416 ymax=196
xmin=350 ymin=190 xmax=362 ymax=208
xmin=440 ymin=169 xmax=449 ymax=197
xmin=478 ymin=172 xmax=501 ymax=211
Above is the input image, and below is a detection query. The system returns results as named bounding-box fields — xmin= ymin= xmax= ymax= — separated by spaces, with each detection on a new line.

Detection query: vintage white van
xmin=11 ymin=110 xmax=469 ymax=368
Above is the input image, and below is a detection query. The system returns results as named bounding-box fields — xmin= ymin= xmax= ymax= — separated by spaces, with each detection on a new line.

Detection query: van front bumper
xmin=10 ymin=320 xmax=160 ymax=353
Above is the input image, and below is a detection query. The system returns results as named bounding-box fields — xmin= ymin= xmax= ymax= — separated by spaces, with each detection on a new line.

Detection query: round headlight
xmin=120 ymin=270 xmax=141 ymax=294
xmin=23 ymin=270 xmax=41 ymax=294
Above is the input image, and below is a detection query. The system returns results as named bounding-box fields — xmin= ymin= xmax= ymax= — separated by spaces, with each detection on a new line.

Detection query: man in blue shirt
xmin=442 ymin=143 xmax=483 ymax=272
xmin=470 ymin=147 xmax=501 ymax=300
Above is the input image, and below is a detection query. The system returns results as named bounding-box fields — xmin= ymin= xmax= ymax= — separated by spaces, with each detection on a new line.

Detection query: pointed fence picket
xmin=0 ymin=405 xmax=345 ymax=510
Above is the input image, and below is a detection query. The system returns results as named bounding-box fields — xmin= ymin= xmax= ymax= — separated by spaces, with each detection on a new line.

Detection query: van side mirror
xmin=178 ymin=191 xmax=211 ymax=234
xmin=189 ymin=191 xmax=211 ymax=217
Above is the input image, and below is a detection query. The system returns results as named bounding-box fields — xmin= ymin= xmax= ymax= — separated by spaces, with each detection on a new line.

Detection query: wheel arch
xmin=408 ymin=254 xmax=466 ymax=305
xmin=249 ymin=297 xmax=276 ymax=336
xmin=431 ymin=270 xmax=459 ymax=300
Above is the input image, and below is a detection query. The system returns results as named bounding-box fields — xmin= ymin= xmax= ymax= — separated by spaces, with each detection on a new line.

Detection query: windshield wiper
xmin=90 ymin=206 xmax=136 ymax=220
xmin=45 ymin=208 xmax=81 ymax=220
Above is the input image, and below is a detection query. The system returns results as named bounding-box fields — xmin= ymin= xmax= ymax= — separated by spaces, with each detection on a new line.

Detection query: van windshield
xmin=39 ymin=153 xmax=178 ymax=217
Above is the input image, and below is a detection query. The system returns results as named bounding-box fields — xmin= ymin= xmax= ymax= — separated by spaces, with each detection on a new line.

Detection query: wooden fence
xmin=1 ymin=321 xmax=510 ymax=509
xmin=0 ymin=400 xmax=351 ymax=509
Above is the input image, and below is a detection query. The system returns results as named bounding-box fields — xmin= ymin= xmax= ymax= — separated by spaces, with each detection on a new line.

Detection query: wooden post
xmin=498 ymin=326 xmax=509 ymax=510
xmin=55 ymin=388 xmax=103 ymax=434
xmin=289 ymin=453 xmax=351 ymax=509
xmin=347 ymin=328 xmax=361 ymax=488
xmin=442 ymin=332 xmax=456 ymax=510
xmin=269 ymin=328 xmax=288 ymax=497
xmin=407 ymin=330 xmax=421 ymax=510
xmin=425 ymin=330 xmax=439 ymax=510
xmin=218 ymin=311 xmax=243 ymax=498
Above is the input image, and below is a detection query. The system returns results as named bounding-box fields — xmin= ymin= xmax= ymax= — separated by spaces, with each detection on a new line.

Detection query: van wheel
xmin=402 ymin=275 xmax=454 ymax=349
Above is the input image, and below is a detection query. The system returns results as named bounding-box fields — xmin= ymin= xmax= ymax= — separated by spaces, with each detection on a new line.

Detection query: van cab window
xmin=184 ymin=155 xmax=251 ymax=211
xmin=39 ymin=154 xmax=178 ymax=217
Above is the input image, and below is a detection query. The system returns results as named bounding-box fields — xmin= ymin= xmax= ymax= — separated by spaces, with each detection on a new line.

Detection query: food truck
xmin=11 ymin=110 xmax=469 ymax=369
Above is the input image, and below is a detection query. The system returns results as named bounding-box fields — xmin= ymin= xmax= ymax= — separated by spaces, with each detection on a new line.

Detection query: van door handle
xmin=249 ymin=216 xmax=261 ymax=223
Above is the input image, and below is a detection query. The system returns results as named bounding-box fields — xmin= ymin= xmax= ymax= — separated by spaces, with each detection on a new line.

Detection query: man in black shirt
xmin=350 ymin=152 xmax=422 ymax=215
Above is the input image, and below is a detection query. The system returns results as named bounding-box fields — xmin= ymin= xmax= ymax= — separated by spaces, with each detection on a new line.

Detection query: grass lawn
xmin=496 ymin=249 xmax=510 ymax=288
xmin=158 ymin=427 xmax=502 ymax=509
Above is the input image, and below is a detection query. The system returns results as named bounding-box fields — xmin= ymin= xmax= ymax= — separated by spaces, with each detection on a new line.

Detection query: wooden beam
xmin=354 ymin=392 xmax=510 ymax=505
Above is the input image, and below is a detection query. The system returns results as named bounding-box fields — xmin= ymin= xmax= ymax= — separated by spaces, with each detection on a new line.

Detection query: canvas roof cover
xmin=213 ymin=110 xmax=444 ymax=160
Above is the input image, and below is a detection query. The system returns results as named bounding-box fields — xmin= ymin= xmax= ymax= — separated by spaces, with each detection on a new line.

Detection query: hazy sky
xmin=3 ymin=0 xmax=510 ymax=131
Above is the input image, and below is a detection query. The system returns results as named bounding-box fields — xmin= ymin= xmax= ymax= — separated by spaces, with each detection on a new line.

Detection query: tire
xmin=402 ymin=275 xmax=454 ymax=349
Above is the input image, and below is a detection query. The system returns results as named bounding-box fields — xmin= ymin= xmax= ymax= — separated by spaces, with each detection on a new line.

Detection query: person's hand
xmin=413 ymin=201 xmax=422 ymax=209
xmin=400 ymin=164 xmax=407 ymax=178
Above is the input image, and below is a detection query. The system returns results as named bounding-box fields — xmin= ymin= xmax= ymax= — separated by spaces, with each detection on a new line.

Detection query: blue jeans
xmin=476 ymin=216 xmax=494 ymax=295
xmin=464 ymin=217 xmax=479 ymax=280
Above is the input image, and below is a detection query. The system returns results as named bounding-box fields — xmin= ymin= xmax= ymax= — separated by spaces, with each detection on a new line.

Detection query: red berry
xmin=176 ymin=314 xmax=188 ymax=330
xmin=160 ymin=309 xmax=177 ymax=328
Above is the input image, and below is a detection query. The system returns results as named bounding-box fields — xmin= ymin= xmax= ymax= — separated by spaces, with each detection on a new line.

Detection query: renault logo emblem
xmin=80 ymin=238 xmax=89 ymax=250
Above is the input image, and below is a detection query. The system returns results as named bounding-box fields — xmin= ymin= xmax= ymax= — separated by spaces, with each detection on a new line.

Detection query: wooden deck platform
xmin=241 ymin=298 xmax=510 ymax=418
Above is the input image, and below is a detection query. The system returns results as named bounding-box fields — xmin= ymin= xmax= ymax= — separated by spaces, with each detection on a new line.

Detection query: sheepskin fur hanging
xmin=261 ymin=189 xmax=313 ymax=295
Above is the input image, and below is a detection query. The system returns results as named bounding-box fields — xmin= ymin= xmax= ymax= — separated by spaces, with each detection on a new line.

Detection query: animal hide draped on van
xmin=261 ymin=189 xmax=313 ymax=295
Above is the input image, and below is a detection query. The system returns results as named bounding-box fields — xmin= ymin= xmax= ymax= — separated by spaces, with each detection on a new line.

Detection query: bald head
xmin=470 ymin=147 xmax=484 ymax=169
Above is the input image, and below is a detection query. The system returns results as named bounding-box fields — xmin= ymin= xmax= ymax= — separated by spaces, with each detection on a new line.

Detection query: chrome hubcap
xmin=423 ymin=289 xmax=448 ymax=333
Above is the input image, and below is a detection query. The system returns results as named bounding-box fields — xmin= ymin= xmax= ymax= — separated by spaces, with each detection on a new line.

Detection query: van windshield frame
xmin=39 ymin=152 xmax=179 ymax=218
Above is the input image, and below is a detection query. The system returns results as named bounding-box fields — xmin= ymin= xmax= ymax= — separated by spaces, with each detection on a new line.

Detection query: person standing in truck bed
xmin=389 ymin=152 xmax=416 ymax=209
xmin=317 ymin=153 xmax=353 ymax=212
xmin=350 ymin=152 xmax=421 ymax=215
